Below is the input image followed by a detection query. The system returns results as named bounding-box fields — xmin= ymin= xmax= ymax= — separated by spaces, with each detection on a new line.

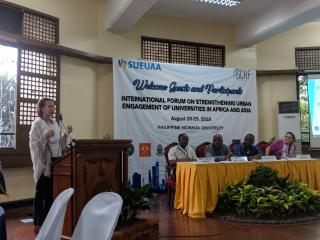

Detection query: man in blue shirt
xmin=234 ymin=133 xmax=261 ymax=160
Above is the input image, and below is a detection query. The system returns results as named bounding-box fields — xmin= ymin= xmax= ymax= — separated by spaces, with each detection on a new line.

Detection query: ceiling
xmin=106 ymin=0 xmax=320 ymax=47
xmin=149 ymin=0 xmax=277 ymax=24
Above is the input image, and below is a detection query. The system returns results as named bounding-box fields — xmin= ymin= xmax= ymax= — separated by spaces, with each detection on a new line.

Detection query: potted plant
xmin=215 ymin=166 xmax=320 ymax=223
xmin=112 ymin=184 xmax=159 ymax=240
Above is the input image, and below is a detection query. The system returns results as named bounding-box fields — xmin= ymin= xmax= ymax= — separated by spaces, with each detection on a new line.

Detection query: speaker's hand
xmin=67 ymin=125 xmax=73 ymax=134
xmin=44 ymin=130 xmax=54 ymax=139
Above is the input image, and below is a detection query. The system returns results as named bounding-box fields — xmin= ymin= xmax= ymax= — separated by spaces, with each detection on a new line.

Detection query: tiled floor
xmin=3 ymin=167 xmax=320 ymax=240
xmin=5 ymin=207 xmax=34 ymax=240
xmin=4 ymin=194 xmax=320 ymax=240
xmin=143 ymin=194 xmax=320 ymax=240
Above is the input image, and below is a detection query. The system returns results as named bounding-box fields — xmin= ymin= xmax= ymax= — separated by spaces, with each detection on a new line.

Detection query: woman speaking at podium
xmin=29 ymin=97 xmax=72 ymax=233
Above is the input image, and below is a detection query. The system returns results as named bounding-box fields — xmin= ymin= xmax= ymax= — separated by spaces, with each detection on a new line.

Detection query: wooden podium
xmin=52 ymin=139 xmax=131 ymax=236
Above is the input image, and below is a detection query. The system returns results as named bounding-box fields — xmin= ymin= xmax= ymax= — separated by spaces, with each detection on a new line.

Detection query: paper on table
xmin=20 ymin=218 xmax=33 ymax=223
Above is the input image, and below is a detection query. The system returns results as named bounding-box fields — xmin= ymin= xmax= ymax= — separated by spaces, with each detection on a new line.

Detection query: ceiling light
xmin=195 ymin=0 xmax=242 ymax=7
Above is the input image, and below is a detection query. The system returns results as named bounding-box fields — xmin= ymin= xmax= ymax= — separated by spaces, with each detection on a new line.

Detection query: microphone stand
xmin=57 ymin=118 xmax=76 ymax=151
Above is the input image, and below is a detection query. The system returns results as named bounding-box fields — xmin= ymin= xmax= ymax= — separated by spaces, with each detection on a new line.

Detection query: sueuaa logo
xmin=118 ymin=59 xmax=127 ymax=69
xmin=118 ymin=59 xmax=161 ymax=71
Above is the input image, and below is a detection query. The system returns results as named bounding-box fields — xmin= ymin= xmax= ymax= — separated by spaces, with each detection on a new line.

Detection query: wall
xmin=7 ymin=0 xmax=99 ymax=53
xmin=6 ymin=0 xmax=101 ymax=141
xmin=256 ymin=21 xmax=320 ymax=141
xmin=96 ymin=64 xmax=114 ymax=139
xmin=5 ymin=0 xmax=257 ymax=142
xmin=60 ymin=57 xmax=98 ymax=139
xmin=257 ymin=22 xmax=320 ymax=70
xmin=257 ymin=75 xmax=297 ymax=142
xmin=97 ymin=9 xmax=257 ymax=69
xmin=4 ymin=0 xmax=320 ymax=146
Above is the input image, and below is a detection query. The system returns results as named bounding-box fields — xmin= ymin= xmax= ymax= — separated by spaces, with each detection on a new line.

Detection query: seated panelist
xmin=168 ymin=133 xmax=197 ymax=166
xmin=234 ymin=133 xmax=261 ymax=160
xmin=265 ymin=131 xmax=296 ymax=159
xmin=205 ymin=134 xmax=232 ymax=160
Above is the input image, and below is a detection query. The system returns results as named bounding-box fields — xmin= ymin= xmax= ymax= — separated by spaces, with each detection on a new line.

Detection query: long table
xmin=174 ymin=159 xmax=320 ymax=218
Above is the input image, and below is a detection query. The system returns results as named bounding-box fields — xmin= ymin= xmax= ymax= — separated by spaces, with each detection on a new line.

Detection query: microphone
xmin=56 ymin=113 xmax=63 ymax=122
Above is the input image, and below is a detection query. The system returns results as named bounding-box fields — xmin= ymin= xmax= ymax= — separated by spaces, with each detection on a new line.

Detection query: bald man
xmin=205 ymin=134 xmax=232 ymax=160
xmin=168 ymin=133 xmax=197 ymax=165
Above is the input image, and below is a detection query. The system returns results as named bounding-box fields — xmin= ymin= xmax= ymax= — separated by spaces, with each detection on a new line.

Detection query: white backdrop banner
xmin=113 ymin=58 xmax=257 ymax=189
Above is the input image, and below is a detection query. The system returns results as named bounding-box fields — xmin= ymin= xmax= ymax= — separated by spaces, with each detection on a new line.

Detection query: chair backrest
xmin=36 ymin=188 xmax=74 ymax=240
xmin=71 ymin=192 xmax=123 ymax=240
xmin=257 ymin=141 xmax=269 ymax=155
xmin=229 ymin=139 xmax=241 ymax=154
xmin=195 ymin=142 xmax=211 ymax=158
xmin=229 ymin=143 xmax=236 ymax=154
xmin=164 ymin=142 xmax=178 ymax=166
xmin=0 ymin=206 xmax=6 ymax=240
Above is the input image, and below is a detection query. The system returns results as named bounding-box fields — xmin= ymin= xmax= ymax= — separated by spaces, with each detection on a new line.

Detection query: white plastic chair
xmin=71 ymin=192 xmax=123 ymax=240
xmin=36 ymin=188 xmax=74 ymax=240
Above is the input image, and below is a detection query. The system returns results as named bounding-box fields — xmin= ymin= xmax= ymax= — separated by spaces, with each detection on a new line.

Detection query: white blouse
xmin=29 ymin=117 xmax=65 ymax=183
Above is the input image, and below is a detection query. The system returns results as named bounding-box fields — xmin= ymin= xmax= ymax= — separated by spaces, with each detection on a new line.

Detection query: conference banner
xmin=113 ymin=58 xmax=257 ymax=190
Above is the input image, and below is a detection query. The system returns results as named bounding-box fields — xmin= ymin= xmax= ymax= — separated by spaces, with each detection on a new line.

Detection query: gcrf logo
xmin=118 ymin=59 xmax=127 ymax=69
xmin=233 ymin=68 xmax=252 ymax=80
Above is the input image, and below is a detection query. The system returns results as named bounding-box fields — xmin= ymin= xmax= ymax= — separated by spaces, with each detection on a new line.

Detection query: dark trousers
xmin=33 ymin=174 xmax=53 ymax=226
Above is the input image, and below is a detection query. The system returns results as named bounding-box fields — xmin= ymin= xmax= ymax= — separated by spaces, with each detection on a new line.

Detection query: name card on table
xmin=231 ymin=156 xmax=248 ymax=162
xmin=197 ymin=157 xmax=215 ymax=163
xmin=214 ymin=156 xmax=226 ymax=162
xmin=296 ymin=154 xmax=312 ymax=160
xmin=261 ymin=156 xmax=277 ymax=161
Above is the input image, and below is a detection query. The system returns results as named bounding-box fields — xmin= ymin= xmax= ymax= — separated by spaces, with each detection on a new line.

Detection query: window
xmin=0 ymin=2 xmax=59 ymax=153
xmin=19 ymin=49 xmax=59 ymax=126
xmin=141 ymin=36 xmax=225 ymax=67
xmin=295 ymin=48 xmax=320 ymax=144
xmin=19 ymin=8 xmax=59 ymax=127
xmin=296 ymin=47 xmax=320 ymax=70
xmin=0 ymin=45 xmax=18 ymax=148
xmin=297 ymin=74 xmax=309 ymax=143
